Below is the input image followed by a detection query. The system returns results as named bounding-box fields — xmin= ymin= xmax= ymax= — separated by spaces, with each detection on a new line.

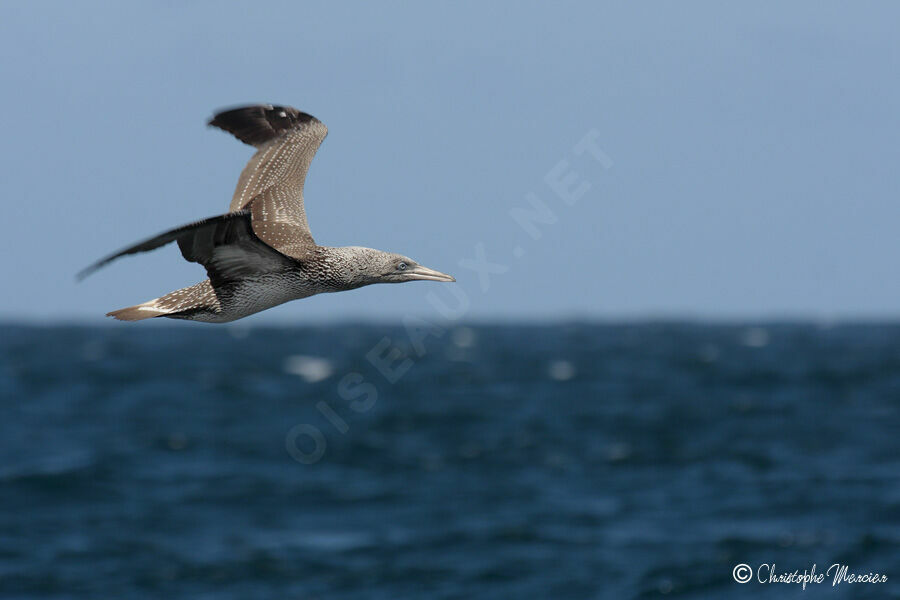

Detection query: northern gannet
xmin=79 ymin=104 xmax=455 ymax=322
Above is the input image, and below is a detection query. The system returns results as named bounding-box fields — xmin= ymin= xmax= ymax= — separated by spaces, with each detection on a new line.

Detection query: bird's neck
xmin=314 ymin=246 xmax=385 ymax=290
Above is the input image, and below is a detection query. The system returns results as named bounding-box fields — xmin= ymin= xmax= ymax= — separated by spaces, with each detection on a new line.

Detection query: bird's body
xmin=81 ymin=105 xmax=454 ymax=321
xmin=119 ymin=246 xmax=407 ymax=323
xmin=123 ymin=270 xmax=322 ymax=324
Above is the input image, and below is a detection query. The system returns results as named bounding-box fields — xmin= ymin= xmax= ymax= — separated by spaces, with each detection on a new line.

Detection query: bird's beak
xmin=407 ymin=265 xmax=456 ymax=282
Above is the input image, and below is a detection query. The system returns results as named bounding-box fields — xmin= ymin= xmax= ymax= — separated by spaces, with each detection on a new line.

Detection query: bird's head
xmin=337 ymin=247 xmax=455 ymax=287
xmin=379 ymin=253 xmax=456 ymax=284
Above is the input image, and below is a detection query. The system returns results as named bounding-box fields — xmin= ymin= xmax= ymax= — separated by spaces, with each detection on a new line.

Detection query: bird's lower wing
xmin=78 ymin=210 xmax=295 ymax=284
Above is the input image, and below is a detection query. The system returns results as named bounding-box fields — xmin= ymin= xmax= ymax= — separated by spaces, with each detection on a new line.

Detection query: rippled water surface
xmin=2 ymin=323 xmax=899 ymax=599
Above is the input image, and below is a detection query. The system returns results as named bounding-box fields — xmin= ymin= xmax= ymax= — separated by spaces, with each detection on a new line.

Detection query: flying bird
xmin=79 ymin=104 xmax=455 ymax=322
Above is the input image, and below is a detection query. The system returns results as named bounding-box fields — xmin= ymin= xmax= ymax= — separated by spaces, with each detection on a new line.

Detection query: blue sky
xmin=1 ymin=1 xmax=898 ymax=322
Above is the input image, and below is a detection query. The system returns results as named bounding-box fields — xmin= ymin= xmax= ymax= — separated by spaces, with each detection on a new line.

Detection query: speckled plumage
xmin=82 ymin=104 xmax=454 ymax=322
xmin=137 ymin=246 xmax=403 ymax=323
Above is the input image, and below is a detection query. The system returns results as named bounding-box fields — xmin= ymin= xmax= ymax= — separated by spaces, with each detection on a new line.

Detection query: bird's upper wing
xmin=77 ymin=211 xmax=295 ymax=286
xmin=208 ymin=104 xmax=328 ymax=260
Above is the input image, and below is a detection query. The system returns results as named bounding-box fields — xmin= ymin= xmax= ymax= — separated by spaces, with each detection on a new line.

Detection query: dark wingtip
xmin=76 ymin=254 xmax=118 ymax=282
xmin=76 ymin=263 xmax=100 ymax=282
xmin=208 ymin=104 xmax=318 ymax=146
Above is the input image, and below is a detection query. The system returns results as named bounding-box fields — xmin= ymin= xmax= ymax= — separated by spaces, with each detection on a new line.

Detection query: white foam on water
xmin=740 ymin=327 xmax=770 ymax=348
xmin=451 ymin=326 xmax=477 ymax=348
xmin=283 ymin=355 xmax=334 ymax=383
xmin=547 ymin=359 xmax=576 ymax=381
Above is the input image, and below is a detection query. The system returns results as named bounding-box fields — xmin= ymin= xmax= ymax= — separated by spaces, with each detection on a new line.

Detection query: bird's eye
xmin=397 ymin=262 xmax=408 ymax=271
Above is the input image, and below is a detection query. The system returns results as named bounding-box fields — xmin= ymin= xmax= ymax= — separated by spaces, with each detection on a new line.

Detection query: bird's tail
xmin=106 ymin=280 xmax=217 ymax=322
xmin=106 ymin=297 xmax=172 ymax=321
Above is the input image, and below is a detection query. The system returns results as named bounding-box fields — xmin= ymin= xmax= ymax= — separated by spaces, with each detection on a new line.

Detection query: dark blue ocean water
xmin=2 ymin=322 xmax=899 ymax=599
